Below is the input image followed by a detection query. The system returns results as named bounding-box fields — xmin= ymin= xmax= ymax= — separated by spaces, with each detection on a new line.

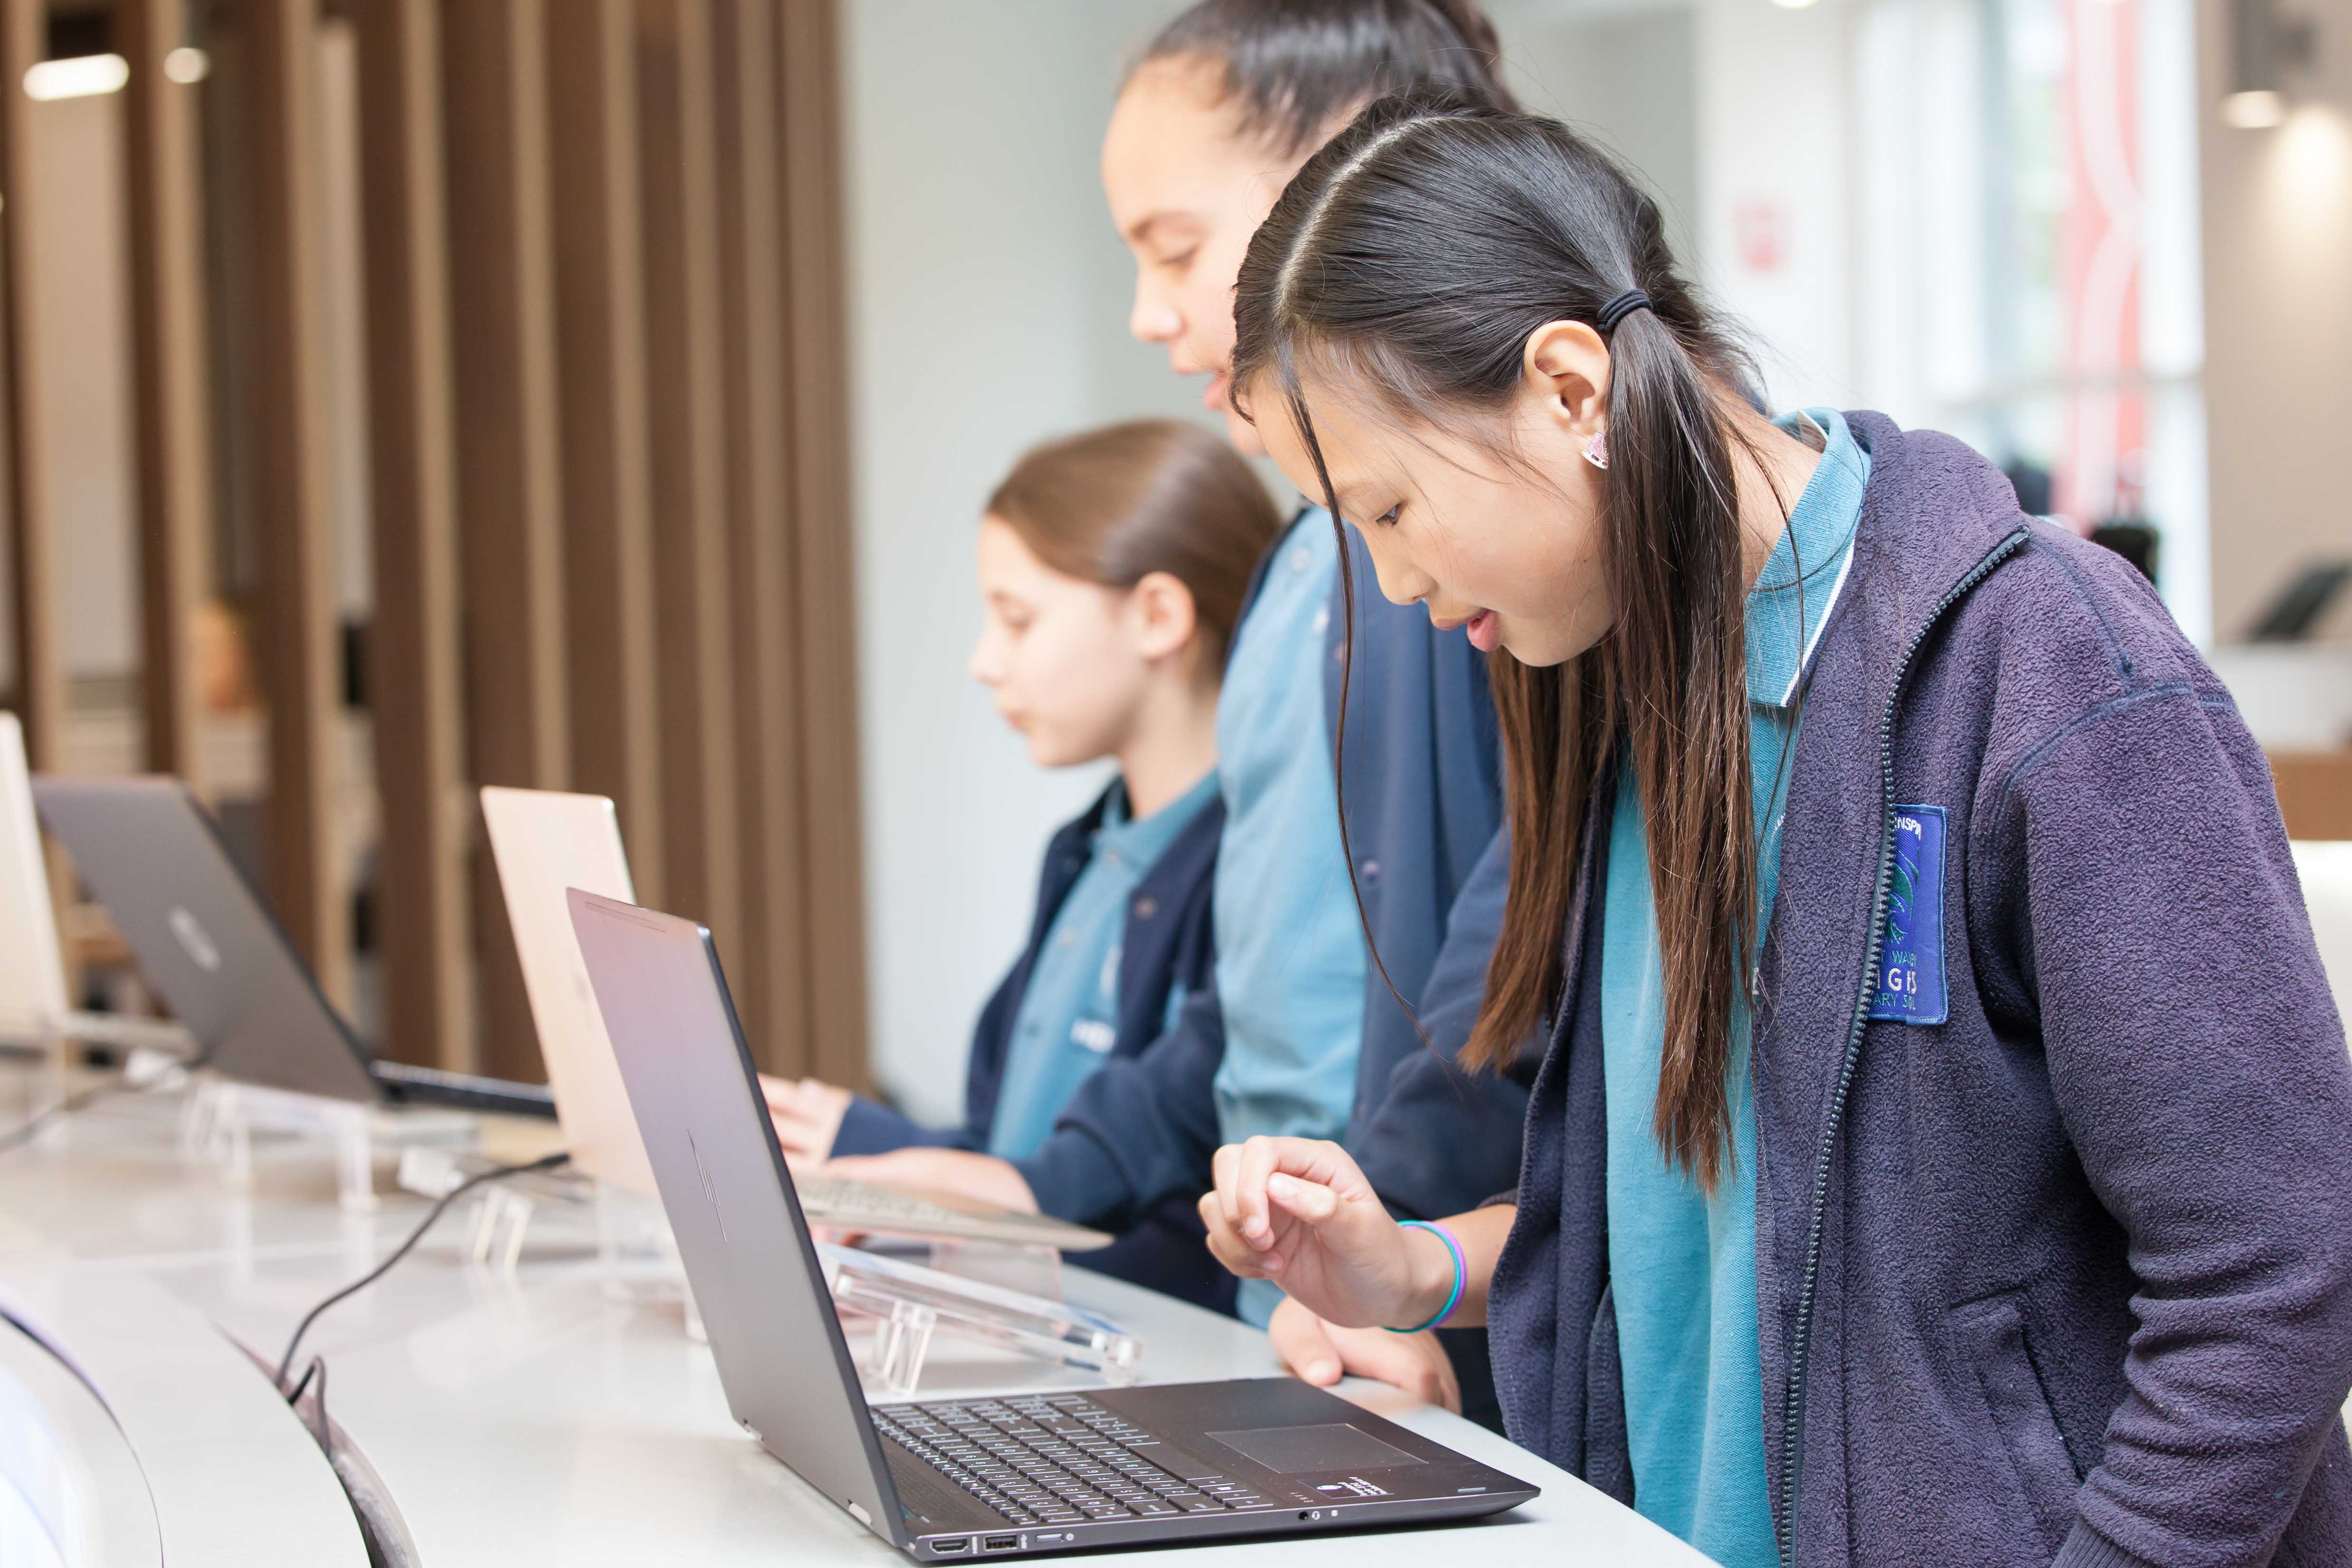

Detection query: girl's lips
xmin=1467 ymin=609 xmax=1500 ymax=654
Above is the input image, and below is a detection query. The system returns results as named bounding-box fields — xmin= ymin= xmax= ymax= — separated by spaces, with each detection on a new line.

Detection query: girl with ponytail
xmin=839 ymin=2 xmax=1534 ymax=1420
xmin=1198 ymin=95 xmax=2352 ymax=1568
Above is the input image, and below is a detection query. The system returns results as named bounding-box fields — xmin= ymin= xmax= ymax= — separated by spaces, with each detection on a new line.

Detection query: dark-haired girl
xmin=832 ymin=1 xmax=1536 ymax=1408
xmin=1199 ymin=97 xmax=2352 ymax=1567
xmin=770 ymin=420 xmax=1280 ymax=1309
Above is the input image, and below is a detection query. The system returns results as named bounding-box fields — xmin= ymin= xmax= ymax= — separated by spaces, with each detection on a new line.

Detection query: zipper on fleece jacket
xmin=1771 ymin=525 xmax=2031 ymax=1565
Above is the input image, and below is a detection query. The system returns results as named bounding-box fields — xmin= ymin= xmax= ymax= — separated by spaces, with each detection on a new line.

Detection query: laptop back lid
xmin=30 ymin=777 xmax=378 ymax=1102
xmin=479 ymin=787 xmax=655 ymax=1195
xmin=0 ymin=715 xmax=67 ymax=1037
xmin=567 ymin=890 xmax=908 ymax=1548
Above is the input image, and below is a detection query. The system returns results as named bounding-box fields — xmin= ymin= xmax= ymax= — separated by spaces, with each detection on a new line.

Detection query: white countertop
xmin=0 ymin=1078 xmax=1710 ymax=1567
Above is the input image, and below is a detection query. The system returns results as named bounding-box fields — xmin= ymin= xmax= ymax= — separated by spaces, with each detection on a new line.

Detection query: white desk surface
xmin=0 ymin=1082 xmax=1711 ymax=1567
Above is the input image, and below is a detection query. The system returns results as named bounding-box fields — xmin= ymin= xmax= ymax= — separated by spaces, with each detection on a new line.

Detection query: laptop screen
xmin=568 ymin=890 xmax=907 ymax=1548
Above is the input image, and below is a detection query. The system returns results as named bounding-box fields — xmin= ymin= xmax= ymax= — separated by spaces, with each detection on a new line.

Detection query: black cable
xmin=274 ymin=1150 xmax=570 ymax=1389
xmin=0 ymin=1047 xmax=214 ymax=1155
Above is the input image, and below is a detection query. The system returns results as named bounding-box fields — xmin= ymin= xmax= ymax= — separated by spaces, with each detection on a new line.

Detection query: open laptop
xmin=0 ymin=715 xmax=188 ymax=1055
xmin=568 ymin=888 xmax=1537 ymax=1560
xmin=480 ymin=785 xmax=1112 ymax=1247
xmin=31 ymin=775 xmax=553 ymax=1118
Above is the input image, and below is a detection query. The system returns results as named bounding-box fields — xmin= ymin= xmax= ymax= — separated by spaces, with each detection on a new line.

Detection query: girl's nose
xmin=1131 ymin=293 xmax=1182 ymax=345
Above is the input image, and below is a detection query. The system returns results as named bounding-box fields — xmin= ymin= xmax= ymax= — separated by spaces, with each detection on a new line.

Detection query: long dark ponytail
xmin=1233 ymin=96 xmax=1765 ymax=1192
xmin=1132 ymin=0 xmax=1518 ymax=156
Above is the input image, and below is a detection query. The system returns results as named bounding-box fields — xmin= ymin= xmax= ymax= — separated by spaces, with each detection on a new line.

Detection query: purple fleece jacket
xmin=1487 ymin=413 xmax=2352 ymax=1568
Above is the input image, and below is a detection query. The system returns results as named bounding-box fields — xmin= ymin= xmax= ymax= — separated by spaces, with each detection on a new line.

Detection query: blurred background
xmin=0 ymin=0 xmax=2343 ymax=1122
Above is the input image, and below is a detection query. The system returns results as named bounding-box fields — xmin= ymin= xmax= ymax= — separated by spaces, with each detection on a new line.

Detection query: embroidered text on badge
xmin=1869 ymin=805 xmax=1949 ymax=1024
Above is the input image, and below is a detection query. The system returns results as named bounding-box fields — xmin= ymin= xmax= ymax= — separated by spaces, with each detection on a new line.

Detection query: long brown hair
xmin=987 ymin=419 xmax=1281 ymax=669
xmin=1232 ymin=98 xmax=1767 ymax=1191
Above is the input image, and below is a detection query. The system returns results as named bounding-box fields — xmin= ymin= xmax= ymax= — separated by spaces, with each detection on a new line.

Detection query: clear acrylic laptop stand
xmin=183 ymin=1076 xmax=476 ymax=1210
xmin=819 ymin=1243 xmax=1143 ymax=1396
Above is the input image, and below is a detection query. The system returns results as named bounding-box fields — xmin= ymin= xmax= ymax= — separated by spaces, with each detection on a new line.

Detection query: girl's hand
xmin=762 ymin=1075 xmax=852 ymax=1160
xmin=1267 ymin=1296 xmax=1461 ymax=1413
xmin=1198 ymin=1137 xmax=1455 ymax=1330
xmin=822 ymin=1148 xmax=1040 ymax=1215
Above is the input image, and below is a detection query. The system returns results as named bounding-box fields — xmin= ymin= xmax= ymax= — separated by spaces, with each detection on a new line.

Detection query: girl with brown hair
xmin=770 ymin=419 xmax=1280 ymax=1309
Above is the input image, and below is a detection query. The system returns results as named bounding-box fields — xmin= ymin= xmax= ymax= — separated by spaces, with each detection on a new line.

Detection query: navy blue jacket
xmin=1014 ymin=514 xmax=1530 ymax=1408
xmin=1490 ymin=416 xmax=2352 ymax=1568
xmin=831 ymin=783 xmax=1236 ymax=1313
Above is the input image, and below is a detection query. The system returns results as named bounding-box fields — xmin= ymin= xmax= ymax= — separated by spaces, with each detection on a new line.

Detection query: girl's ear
xmin=1127 ymin=570 xmax=1200 ymax=665
xmin=1523 ymin=320 xmax=1612 ymax=441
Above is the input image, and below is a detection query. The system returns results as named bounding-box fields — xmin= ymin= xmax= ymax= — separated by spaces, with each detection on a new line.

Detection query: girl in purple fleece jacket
xmin=1194 ymin=95 xmax=2352 ymax=1568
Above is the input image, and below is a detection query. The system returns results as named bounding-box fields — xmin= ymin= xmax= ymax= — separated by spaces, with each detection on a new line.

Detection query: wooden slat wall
xmin=120 ymin=0 xmax=216 ymax=792
xmin=637 ymin=0 xmax=743 ymax=980
xmin=15 ymin=0 xmax=867 ymax=1087
xmin=545 ymin=0 xmax=665 ymax=906
xmin=777 ymin=0 xmax=868 ymax=1090
xmin=711 ymin=0 xmax=802 ymax=1070
xmin=244 ymin=0 xmax=351 ymax=1003
xmin=444 ymin=0 xmax=572 ymax=1082
xmin=0 ymin=0 xmax=61 ymax=768
xmin=354 ymin=0 xmax=474 ymax=1071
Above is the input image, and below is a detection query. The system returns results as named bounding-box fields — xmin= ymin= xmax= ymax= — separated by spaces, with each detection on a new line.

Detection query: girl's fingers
xmin=1268 ymin=1300 xmax=1343 ymax=1385
xmin=1211 ymin=1143 xmax=1244 ymax=1232
xmin=1266 ymin=1171 xmax=1339 ymax=1224
xmin=1235 ymin=1137 xmax=1281 ymax=1244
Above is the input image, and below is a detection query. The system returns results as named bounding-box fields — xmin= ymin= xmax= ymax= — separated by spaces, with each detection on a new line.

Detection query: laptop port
xmin=981 ymin=1536 xmax=1021 ymax=1552
xmin=933 ymin=1539 xmax=970 ymax=1554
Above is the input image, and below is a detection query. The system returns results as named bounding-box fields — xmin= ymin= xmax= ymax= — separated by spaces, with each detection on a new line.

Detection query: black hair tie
xmin=1595 ymin=289 xmax=1653 ymax=335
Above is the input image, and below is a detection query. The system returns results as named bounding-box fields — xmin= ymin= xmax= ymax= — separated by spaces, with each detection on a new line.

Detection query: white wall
xmin=2197 ymin=0 xmax=2352 ymax=641
xmin=841 ymin=0 xmax=1228 ymax=1121
xmin=1488 ymin=0 xmax=1702 ymax=268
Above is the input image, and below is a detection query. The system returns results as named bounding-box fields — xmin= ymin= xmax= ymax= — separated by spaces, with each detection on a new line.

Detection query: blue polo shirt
xmin=1212 ymin=510 xmax=1368 ymax=1326
xmin=987 ymin=772 xmax=1219 ymax=1160
xmin=1598 ymin=409 xmax=1867 ymax=1565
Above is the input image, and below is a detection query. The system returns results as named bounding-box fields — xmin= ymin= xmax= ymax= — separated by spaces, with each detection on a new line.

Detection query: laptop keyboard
xmin=872 ymin=1394 xmax=1271 ymax=1527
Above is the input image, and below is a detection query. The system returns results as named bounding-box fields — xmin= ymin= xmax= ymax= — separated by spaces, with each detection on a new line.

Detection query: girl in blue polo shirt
xmin=768 ymin=420 xmax=1279 ymax=1309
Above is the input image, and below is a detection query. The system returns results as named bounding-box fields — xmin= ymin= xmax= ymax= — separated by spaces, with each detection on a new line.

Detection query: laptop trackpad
xmin=1208 ymin=1424 xmax=1425 ymax=1474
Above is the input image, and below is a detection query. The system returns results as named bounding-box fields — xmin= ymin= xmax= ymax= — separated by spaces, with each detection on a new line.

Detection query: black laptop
xmin=567 ymin=888 xmax=1537 ymax=1560
xmin=33 ymin=776 xmax=554 ymax=1118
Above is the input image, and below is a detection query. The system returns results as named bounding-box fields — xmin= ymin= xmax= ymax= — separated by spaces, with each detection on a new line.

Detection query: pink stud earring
xmin=1582 ymin=429 xmax=1610 ymax=470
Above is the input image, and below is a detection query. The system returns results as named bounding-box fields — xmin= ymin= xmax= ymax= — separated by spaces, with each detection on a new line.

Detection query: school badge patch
xmin=1868 ymin=805 xmax=1949 ymax=1024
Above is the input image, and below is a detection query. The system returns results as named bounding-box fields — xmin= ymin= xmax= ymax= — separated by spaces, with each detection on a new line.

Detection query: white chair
xmin=2292 ymin=842 xmax=2352 ymax=1042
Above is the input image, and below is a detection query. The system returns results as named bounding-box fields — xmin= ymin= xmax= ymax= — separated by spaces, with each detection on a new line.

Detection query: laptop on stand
xmin=480 ymin=785 xmax=1110 ymax=1248
xmin=31 ymin=775 xmax=553 ymax=1118
xmin=568 ymin=888 xmax=1537 ymax=1561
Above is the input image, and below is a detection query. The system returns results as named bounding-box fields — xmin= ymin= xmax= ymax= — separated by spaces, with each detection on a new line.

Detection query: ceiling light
xmin=164 ymin=47 xmax=209 ymax=85
xmin=24 ymin=54 xmax=128 ymax=102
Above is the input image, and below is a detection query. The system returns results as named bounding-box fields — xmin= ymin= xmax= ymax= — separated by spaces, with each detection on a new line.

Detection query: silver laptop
xmin=568 ymin=888 xmax=1537 ymax=1560
xmin=480 ymin=785 xmax=1111 ymax=1248
xmin=31 ymin=775 xmax=553 ymax=1117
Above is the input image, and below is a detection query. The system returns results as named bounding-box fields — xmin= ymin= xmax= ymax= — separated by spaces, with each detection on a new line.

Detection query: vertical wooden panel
xmin=546 ymin=0 xmax=664 ymax=901
xmin=246 ymin=0 xmax=351 ymax=1001
xmin=638 ymin=0 xmax=740 ymax=962
xmin=0 ymin=0 xmax=60 ymax=768
xmin=776 ymin=0 xmax=867 ymax=1089
xmin=354 ymin=0 xmax=474 ymax=1072
xmin=121 ymin=0 xmax=217 ymax=791
xmin=710 ymin=0 xmax=801 ymax=1070
xmin=444 ymin=0 xmax=568 ymax=1081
